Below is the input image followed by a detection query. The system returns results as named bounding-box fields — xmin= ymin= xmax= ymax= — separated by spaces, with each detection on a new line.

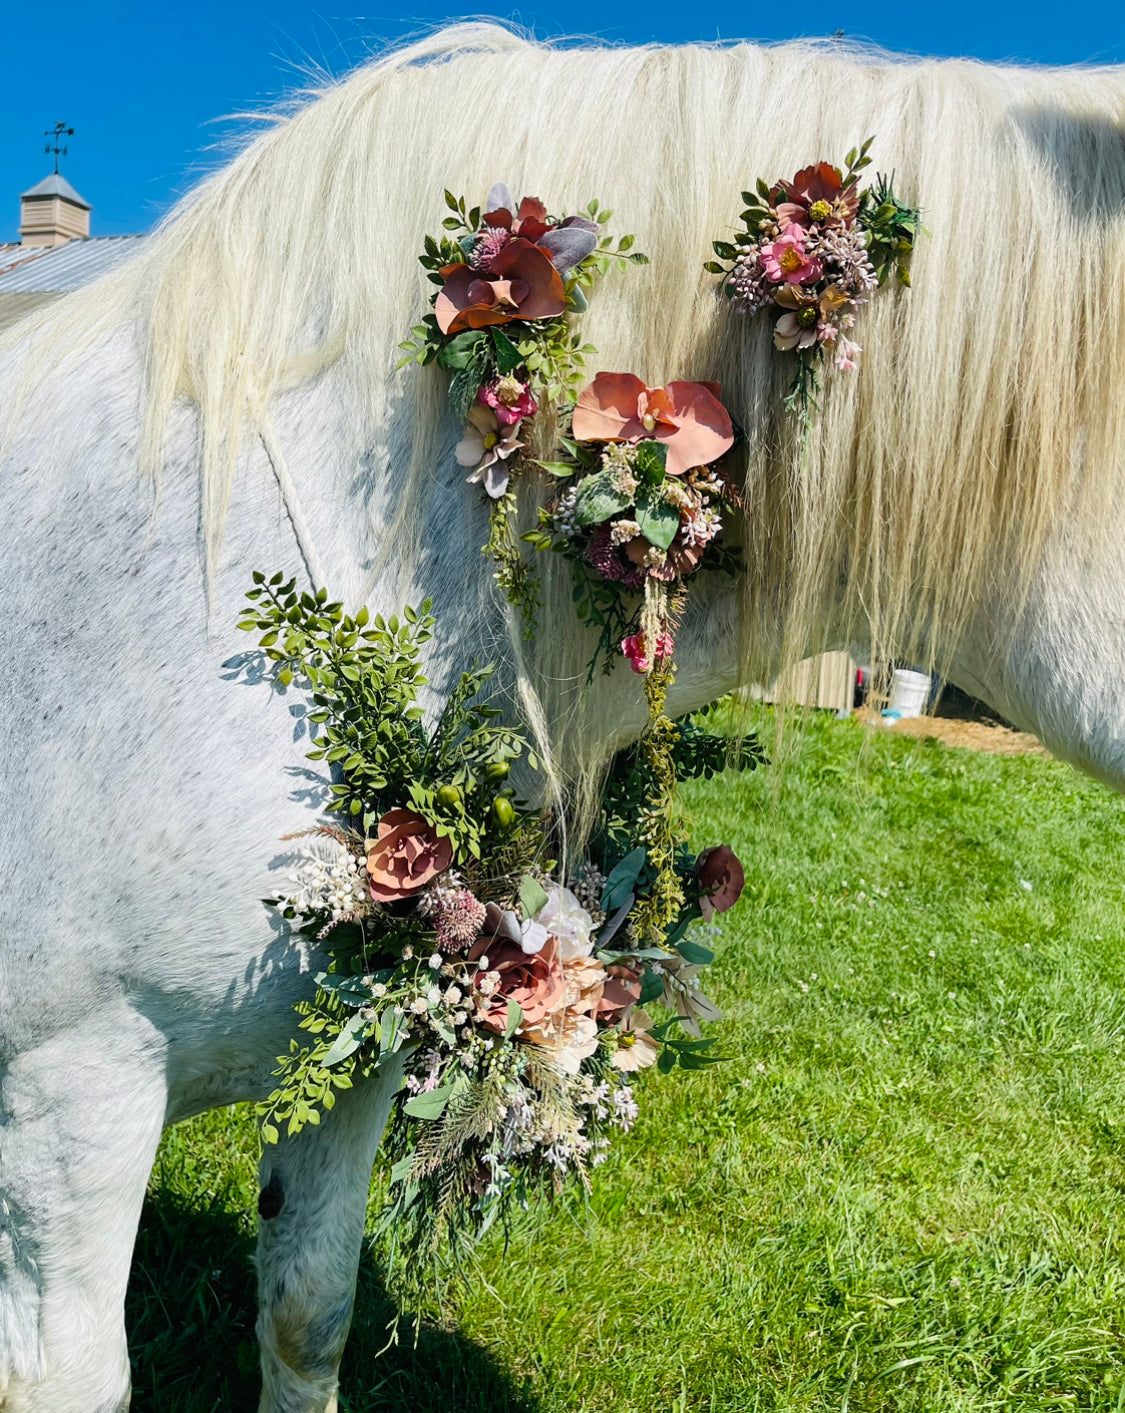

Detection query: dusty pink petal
xmin=367 ymin=808 xmax=452 ymax=901
xmin=572 ymin=372 xmax=648 ymax=443
xmin=656 ymin=382 xmax=735 ymax=476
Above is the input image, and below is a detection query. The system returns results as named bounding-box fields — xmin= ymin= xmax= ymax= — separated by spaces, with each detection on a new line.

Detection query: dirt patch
xmin=855 ymin=707 xmax=1051 ymax=758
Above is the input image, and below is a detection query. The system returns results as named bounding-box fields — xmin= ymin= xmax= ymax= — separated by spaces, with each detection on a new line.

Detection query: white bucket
xmin=888 ymin=668 xmax=931 ymax=719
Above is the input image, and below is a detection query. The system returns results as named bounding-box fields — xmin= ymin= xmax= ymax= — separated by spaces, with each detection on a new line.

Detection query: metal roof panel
xmin=0 ymin=235 xmax=148 ymax=292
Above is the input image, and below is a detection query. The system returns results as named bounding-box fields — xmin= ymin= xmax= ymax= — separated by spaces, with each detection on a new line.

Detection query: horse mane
xmin=5 ymin=22 xmax=1125 ymax=831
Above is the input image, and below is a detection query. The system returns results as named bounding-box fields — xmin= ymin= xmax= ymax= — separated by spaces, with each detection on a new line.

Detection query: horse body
xmin=2 ymin=24 xmax=1125 ymax=1412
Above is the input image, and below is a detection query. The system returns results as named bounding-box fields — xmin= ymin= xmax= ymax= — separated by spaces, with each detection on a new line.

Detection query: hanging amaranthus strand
xmin=630 ymin=665 xmax=687 ymax=946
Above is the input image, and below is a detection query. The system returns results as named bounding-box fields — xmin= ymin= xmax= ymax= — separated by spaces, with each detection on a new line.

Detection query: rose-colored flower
xmin=522 ymin=952 xmax=606 ymax=1074
xmin=695 ymin=844 xmax=745 ymax=921
xmin=468 ymin=931 xmax=567 ymax=1032
xmin=834 ymin=335 xmax=862 ymax=372
xmin=435 ymin=240 xmax=566 ymax=335
xmin=772 ymin=283 xmax=852 ymax=351
xmin=760 ymin=225 xmax=823 ymax=285
xmin=621 ymin=630 xmax=674 ymax=674
xmin=612 ymin=1008 xmax=660 ymax=1071
xmin=454 ymin=403 xmax=525 ymax=499
xmin=478 ymin=375 xmax=537 ymax=426
xmin=596 ymin=964 xmax=642 ymax=1023
xmin=572 ymin=373 xmax=734 ymax=478
xmin=366 ymin=809 xmax=453 ymax=902
xmin=774 ymin=161 xmax=859 ymax=231
xmin=482 ymin=183 xmax=600 ymax=274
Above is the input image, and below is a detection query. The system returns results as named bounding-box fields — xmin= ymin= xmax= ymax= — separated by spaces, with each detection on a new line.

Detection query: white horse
xmin=2 ymin=23 xmax=1124 ymax=1413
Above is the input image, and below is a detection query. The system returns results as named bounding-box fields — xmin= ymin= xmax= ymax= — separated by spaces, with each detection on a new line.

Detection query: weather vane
xmin=44 ymin=122 xmax=74 ymax=175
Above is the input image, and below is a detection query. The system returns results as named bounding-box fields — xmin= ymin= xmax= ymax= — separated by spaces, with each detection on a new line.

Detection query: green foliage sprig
xmin=237 ymin=575 xmax=532 ymax=855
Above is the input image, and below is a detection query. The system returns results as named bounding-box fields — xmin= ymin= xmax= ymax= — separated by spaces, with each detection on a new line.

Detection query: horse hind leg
xmin=255 ymin=1055 xmax=403 ymax=1413
xmin=0 ymin=1017 xmax=166 ymax=1413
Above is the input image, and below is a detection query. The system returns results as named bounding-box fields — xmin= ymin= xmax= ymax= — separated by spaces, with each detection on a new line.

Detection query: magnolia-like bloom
xmin=435 ymin=239 xmax=567 ymax=335
xmin=366 ymin=809 xmax=453 ymax=902
xmin=572 ymin=373 xmax=734 ymax=478
xmin=772 ymin=283 xmax=851 ymax=351
xmin=774 ymin=161 xmax=859 ymax=231
xmin=475 ymin=900 xmax=550 ymax=956
xmin=658 ymin=957 xmax=723 ymax=1039
xmin=483 ymin=182 xmax=600 ymax=275
xmin=760 ymin=225 xmax=823 ymax=285
xmin=596 ymin=964 xmax=643 ymax=1024
xmin=695 ymin=844 xmax=745 ymax=921
xmin=534 ymin=885 xmax=597 ymax=960
xmin=455 ymin=404 xmax=525 ymax=499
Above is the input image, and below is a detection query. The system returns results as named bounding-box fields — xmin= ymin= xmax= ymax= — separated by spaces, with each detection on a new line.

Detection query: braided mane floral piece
xmin=399 ymin=183 xmax=647 ymax=631
xmin=707 ymin=138 xmax=921 ymax=421
xmin=237 ymin=577 xmax=756 ymax=1308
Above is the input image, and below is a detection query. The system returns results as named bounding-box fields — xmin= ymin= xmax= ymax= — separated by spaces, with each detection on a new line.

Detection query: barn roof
xmin=0 ymin=235 xmax=148 ymax=292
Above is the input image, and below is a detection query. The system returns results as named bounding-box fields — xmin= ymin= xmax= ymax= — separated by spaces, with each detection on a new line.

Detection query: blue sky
xmin=2 ymin=2 xmax=1121 ymax=242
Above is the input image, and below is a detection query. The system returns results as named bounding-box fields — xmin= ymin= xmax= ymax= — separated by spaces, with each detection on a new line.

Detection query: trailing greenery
xmin=130 ymin=705 xmax=1125 ymax=1412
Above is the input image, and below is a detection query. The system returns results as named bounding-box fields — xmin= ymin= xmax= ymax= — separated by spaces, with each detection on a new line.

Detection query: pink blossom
xmin=478 ymin=376 xmax=537 ymax=426
xmin=760 ymin=226 xmax=823 ymax=285
xmin=834 ymin=336 xmax=862 ymax=372
xmin=621 ymin=631 xmax=675 ymax=674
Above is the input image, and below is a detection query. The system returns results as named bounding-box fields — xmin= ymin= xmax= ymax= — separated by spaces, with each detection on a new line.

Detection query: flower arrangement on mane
xmin=707 ymin=138 xmax=921 ymax=420
xmin=399 ymin=184 xmax=647 ymax=630
xmin=237 ymin=575 xmax=755 ymax=1305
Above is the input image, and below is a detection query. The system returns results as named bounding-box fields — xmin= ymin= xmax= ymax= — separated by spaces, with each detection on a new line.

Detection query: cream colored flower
xmin=536 ymin=886 xmax=597 ymax=960
xmin=612 ymin=1008 xmax=659 ymax=1071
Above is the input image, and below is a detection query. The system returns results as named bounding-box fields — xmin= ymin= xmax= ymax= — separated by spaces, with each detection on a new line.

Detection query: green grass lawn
xmin=128 ymin=708 xmax=1125 ymax=1411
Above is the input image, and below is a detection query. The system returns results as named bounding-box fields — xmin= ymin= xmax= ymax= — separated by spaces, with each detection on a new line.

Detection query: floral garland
xmin=707 ymin=138 xmax=921 ymax=420
xmin=237 ymin=575 xmax=753 ymax=1303
xmin=399 ymin=184 xmax=646 ymax=631
xmin=401 ymin=186 xmax=747 ymax=954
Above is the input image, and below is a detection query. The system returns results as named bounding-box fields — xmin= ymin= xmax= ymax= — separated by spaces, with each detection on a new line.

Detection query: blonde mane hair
xmin=5 ymin=23 xmax=1125 ymax=826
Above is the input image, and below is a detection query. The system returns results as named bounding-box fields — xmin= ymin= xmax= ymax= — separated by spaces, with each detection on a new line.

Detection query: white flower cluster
xmin=276 ymin=838 xmax=367 ymax=921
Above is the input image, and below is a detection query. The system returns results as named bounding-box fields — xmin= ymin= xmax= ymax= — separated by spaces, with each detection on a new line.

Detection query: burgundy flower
xmin=434 ymin=240 xmax=566 ymax=335
xmin=773 ymin=161 xmax=859 ymax=231
xmin=695 ymin=844 xmax=745 ymax=921
xmin=482 ymin=182 xmax=600 ymax=275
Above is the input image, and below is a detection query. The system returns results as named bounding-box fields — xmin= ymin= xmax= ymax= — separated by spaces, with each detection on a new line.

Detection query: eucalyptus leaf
xmin=602 ymin=846 xmax=648 ymax=912
xmin=389 ymin=1153 xmax=415 ymax=1184
xmin=503 ymin=999 xmax=523 ymax=1040
xmin=402 ymin=1082 xmax=459 ymax=1120
xmin=438 ymin=330 xmax=488 ymax=372
xmin=519 ymin=874 xmax=549 ymax=920
xmin=322 ymin=1011 xmax=369 ymax=1067
xmin=635 ymin=487 xmax=681 ymax=551
xmin=638 ymin=967 xmax=666 ymax=1006
xmin=575 ymin=470 xmax=633 ymax=527
xmin=491 ymin=328 xmax=523 ymax=375
xmin=676 ymin=940 xmax=715 ymax=966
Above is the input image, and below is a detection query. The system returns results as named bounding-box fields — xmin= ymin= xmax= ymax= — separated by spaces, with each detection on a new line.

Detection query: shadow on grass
xmin=126 ymin=1180 xmax=538 ymax=1413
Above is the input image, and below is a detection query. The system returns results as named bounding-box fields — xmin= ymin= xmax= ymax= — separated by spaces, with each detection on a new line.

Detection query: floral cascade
xmin=238 ymin=574 xmax=753 ymax=1304
xmin=399 ymin=183 xmax=646 ymax=630
xmin=524 ymin=371 xmax=741 ymax=939
xmin=707 ymin=138 xmax=921 ymax=419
